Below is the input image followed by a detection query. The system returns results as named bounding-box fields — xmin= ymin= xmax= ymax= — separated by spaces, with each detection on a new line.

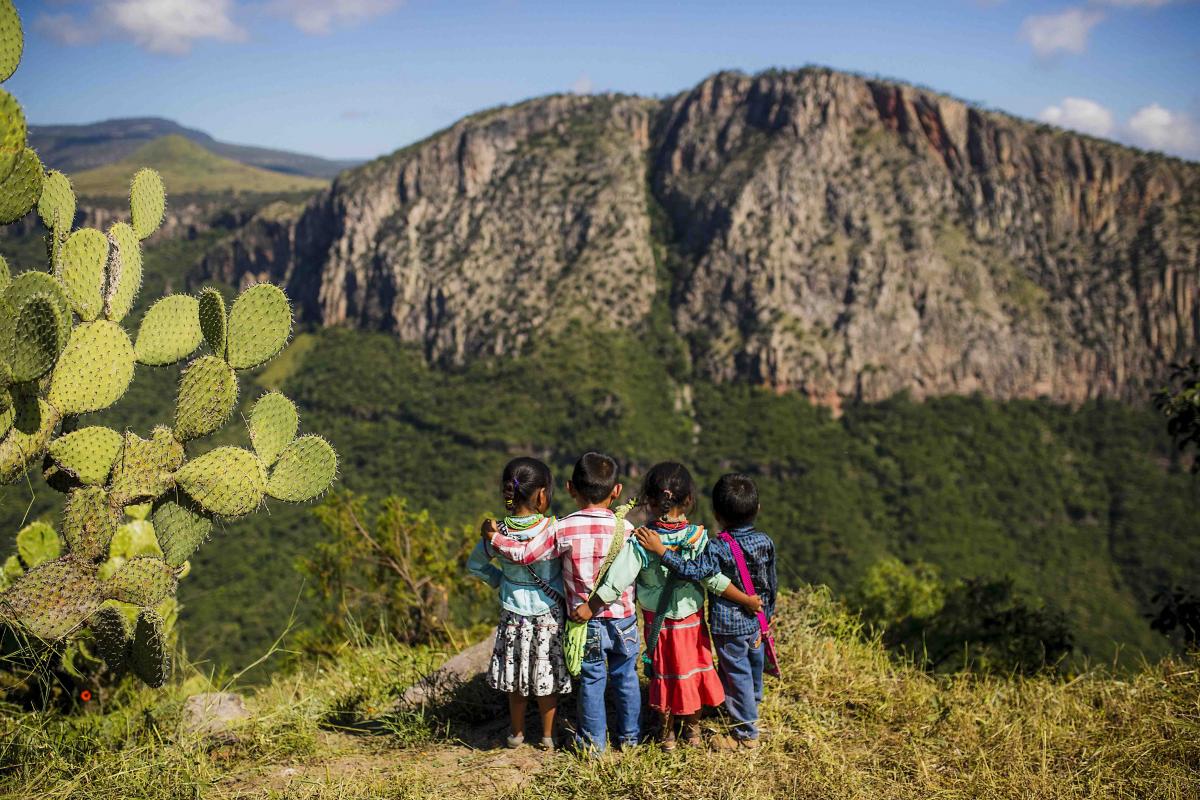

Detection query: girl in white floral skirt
xmin=467 ymin=456 xmax=571 ymax=749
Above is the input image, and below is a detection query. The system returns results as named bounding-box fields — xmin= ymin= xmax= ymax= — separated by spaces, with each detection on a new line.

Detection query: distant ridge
xmin=28 ymin=117 xmax=359 ymax=179
xmin=71 ymin=135 xmax=328 ymax=197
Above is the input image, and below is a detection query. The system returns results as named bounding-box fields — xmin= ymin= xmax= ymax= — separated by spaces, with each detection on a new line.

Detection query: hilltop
xmin=29 ymin=117 xmax=358 ymax=178
xmin=70 ymin=135 xmax=328 ymax=198
xmin=1 ymin=590 xmax=1194 ymax=799
xmin=201 ymin=67 xmax=1200 ymax=407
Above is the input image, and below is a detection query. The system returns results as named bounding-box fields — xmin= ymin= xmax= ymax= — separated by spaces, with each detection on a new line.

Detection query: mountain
xmin=70 ymin=135 xmax=328 ymax=197
xmin=199 ymin=68 xmax=1200 ymax=407
xmin=28 ymin=117 xmax=359 ymax=179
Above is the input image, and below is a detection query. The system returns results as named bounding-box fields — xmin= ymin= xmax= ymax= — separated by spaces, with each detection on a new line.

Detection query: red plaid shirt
xmin=488 ymin=508 xmax=636 ymax=619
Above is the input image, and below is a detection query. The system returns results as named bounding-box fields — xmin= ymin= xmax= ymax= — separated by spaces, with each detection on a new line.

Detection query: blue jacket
xmin=659 ymin=524 xmax=776 ymax=636
xmin=467 ymin=516 xmax=564 ymax=617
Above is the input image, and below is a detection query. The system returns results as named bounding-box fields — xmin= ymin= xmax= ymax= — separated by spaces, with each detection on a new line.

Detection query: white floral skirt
xmin=487 ymin=606 xmax=572 ymax=697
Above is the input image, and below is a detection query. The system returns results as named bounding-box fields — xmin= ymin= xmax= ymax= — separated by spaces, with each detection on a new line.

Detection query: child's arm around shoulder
xmin=481 ymin=517 xmax=559 ymax=565
xmin=634 ymin=529 xmax=761 ymax=614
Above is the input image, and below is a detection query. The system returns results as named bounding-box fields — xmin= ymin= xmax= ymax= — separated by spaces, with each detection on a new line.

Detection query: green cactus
xmin=267 ymin=435 xmax=338 ymax=503
xmin=104 ymin=557 xmax=176 ymax=606
xmin=0 ymin=7 xmax=337 ymax=690
xmin=174 ymin=446 xmax=267 ymax=517
xmin=152 ymin=496 xmax=211 ymax=567
xmin=0 ymin=146 xmax=41 ymax=224
xmin=16 ymin=521 xmax=59 ymax=568
xmin=130 ymin=607 xmax=169 ymax=687
xmin=226 ymin=283 xmax=292 ymax=369
xmin=133 ymin=294 xmax=202 ymax=365
xmin=0 ymin=0 xmax=22 ymax=84
xmin=37 ymin=170 xmax=75 ymax=240
xmin=0 ymin=87 xmax=25 ymax=182
xmin=89 ymin=605 xmax=129 ymax=674
xmin=197 ymin=287 xmax=227 ymax=357
xmin=103 ymin=222 xmax=141 ymax=322
xmin=174 ymin=355 xmax=237 ymax=441
xmin=58 ymin=228 xmax=108 ymax=321
xmin=48 ymin=320 xmax=136 ymax=415
xmin=62 ymin=486 xmax=121 ymax=561
xmin=129 ymin=168 xmax=165 ymax=241
xmin=108 ymin=427 xmax=184 ymax=506
xmin=0 ymin=556 xmax=103 ymax=640
xmin=49 ymin=426 xmax=124 ymax=486
xmin=249 ymin=391 xmax=299 ymax=466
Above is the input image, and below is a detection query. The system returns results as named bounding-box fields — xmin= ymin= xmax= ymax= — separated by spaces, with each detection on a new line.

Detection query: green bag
xmin=564 ymin=498 xmax=635 ymax=677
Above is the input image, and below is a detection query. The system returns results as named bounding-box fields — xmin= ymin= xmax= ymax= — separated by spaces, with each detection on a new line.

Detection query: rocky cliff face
xmin=198 ymin=68 xmax=1200 ymax=404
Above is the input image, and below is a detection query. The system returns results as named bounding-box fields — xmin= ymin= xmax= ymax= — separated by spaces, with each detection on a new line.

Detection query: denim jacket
xmin=659 ymin=524 xmax=776 ymax=636
xmin=467 ymin=516 xmax=564 ymax=617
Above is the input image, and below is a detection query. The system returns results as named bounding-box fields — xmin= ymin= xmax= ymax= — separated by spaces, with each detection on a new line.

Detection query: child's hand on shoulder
xmin=634 ymin=527 xmax=666 ymax=555
xmin=480 ymin=518 xmax=499 ymax=538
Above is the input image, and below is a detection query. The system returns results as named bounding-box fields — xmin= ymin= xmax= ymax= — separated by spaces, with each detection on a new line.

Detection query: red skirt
xmin=643 ymin=609 xmax=725 ymax=715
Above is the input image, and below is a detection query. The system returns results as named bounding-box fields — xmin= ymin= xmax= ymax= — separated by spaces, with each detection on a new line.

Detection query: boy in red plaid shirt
xmin=485 ymin=452 xmax=640 ymax=753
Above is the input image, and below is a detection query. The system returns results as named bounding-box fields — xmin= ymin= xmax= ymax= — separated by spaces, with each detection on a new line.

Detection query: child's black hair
xmin=712 ymin=473 xmax=759 ymax=528
xmin=571 ymin=452 xmax=619 ymax=505
xmin=640 ymin=461 xmax=696 ymax=518
xmin=501 ymin=457 xmax=553 ymax=512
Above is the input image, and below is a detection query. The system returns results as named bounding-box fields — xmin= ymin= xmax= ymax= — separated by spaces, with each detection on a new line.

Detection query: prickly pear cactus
xmin=0 ymin=3 xmax=338 ymax=688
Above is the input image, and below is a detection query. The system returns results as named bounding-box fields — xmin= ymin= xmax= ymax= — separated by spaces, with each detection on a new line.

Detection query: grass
xmin=1 ymin=590 xmax=1196 ymax=799
xmin=70 ymin=136 xmax=327 ymax=198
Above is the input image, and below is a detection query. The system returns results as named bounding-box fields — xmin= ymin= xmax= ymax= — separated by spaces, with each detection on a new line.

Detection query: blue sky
xmin=8 ymin=1 xmax=1200 ymax=161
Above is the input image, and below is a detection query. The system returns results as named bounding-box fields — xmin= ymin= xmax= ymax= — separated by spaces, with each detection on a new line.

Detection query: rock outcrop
xmin=198 ymin=68 xmax=1200 ymax=404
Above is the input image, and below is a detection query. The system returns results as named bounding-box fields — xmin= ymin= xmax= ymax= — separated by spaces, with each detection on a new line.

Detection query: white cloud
xmin=1128 ymin=103 xmax=1200 ymax=158
xmin=1019 ymin=7 xmax=1105 ymax=57
xmin=265 ymin=0 xmax=404 ymax=35
xmin=1038 ymin=97 xmax=1116 ymax=137
xmin=570 ymin=73 xmax=594 ymax=95
xmin=35 ymin=0 xmax=245 ymax=54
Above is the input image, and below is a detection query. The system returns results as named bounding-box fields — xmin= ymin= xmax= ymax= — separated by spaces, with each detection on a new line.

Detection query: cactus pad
xmin=103 ymin=222 xmax=141 ymax=322
xmin=0 ymin=146 xmax=41 ymax=224
xmin=16 ymin=520 xmax=60 ymax=568
xmin=108 ymin=427 xmax=185 ymax=506
xmin=226 ymin=283 xmax=291 ymax=369
xmin=49 ymin=426 xmax=123 ymax=486
xmin=9 ymin=292 xmax=63 ymax=382
xmin=5 ymin=269 xmax=72 ymax=348
xmin=37 ymin=169 xmax=74 ymax=234
xmin=62 ymin=486 xmax=120 ymax=561
xmin=152 ymin=495 xmax=212 ymax=567
xmin=0 ymin=556 xmax=103 ymax=641
xmin=0 ymin=397 xmax=59 ymax=483
xmin=266 ymin=435 xmax=337 ymax=503
xmin=129 ymin=168 xmax=165 ymax=240
xmin=174 ymin=355 xmax=237 ymax=441
xmin=174 ymin=446 xmax=267 ymax=517
xmin=126 ymin=502 xmax=151 ymax=521
xmin=0 ymin=0 xmax=21 ymax=83
xmin=47 ymin=320 xmax=136 ymax=415
xmin=197 ymin=287 xmax=226 ymax=357
xmin=109 ymin=518 xmax=161 ymax=561
xmin=134 ymin=294 xmax=202 ymax=366
xmin=90 ymin=605 xmax=129 ymax=674
xmin=104 ymin=556 xmax=176 ymax=606
xmin=0 ymin=87 xmax=24 ymax=182
xmin=59 ymin=228 xmax=108 ymax=321
xmin=130 ymin=607 xmax=169 ymax=687
xmin=249 ymin=391 xmax=299 ymax=466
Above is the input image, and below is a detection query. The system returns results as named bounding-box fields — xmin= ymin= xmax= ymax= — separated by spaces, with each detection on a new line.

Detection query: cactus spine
xmin=0 ymin=2 xmax=338 ymax=687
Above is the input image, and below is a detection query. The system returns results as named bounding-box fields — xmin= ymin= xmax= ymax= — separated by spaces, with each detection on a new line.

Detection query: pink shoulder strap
xmin=718 ymin=531 xmax=771 ymax=636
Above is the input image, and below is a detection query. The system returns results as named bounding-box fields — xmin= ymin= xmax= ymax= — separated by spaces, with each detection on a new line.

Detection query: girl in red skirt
xmin=580 ymin=462 xmax=761 ymax=749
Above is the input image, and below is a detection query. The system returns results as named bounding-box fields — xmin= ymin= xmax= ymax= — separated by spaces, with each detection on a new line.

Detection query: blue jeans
xmin=577 ymin=615 xmax=641 ymax=753
xmin=715 ymin=631 xmax=764 ymax=740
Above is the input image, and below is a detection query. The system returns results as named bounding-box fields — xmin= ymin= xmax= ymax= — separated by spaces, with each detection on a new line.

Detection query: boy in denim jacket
xmin=636 ymin=473 xmax=776 ymax=749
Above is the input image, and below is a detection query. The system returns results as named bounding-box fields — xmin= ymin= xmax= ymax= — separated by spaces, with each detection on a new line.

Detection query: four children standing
xmin=470 ymin=452 xmax=778 ymax=754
